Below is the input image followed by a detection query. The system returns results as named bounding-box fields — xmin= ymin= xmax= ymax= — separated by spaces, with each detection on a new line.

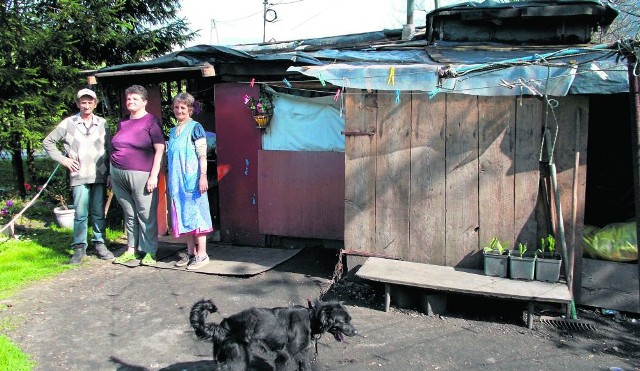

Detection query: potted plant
xmin=243 ymin=86 xmax=274 ymax=129
xmin=509 ymin=242 xmax=536 ymax=280
xmin=535 ymin=234 xmax=562 ymax=283
xmin=483 ymin=237 xmax=510 ymax=278
xmin=53 ymin=193 xmax=75 ymax=229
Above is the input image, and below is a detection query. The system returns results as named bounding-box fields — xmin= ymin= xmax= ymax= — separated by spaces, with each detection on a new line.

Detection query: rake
xmin=539 ymin=108 xmax=596 ymax=331
xmin=539 ymin=315 xmax=597 ymax=331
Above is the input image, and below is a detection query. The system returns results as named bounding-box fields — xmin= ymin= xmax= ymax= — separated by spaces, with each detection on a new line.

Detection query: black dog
xmin=189 ymin=299 xmax=357 ymax=370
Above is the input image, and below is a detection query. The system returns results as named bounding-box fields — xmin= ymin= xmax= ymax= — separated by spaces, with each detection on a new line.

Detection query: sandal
xmin=140 ymin=253 xmax=157 ymax=266
xmin=113 ymin=250 xmax=139 ymax=264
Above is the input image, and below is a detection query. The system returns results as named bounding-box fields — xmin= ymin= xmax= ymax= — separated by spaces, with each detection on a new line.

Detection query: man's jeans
xmin=72 ymin=183 xmax=106 ymax=249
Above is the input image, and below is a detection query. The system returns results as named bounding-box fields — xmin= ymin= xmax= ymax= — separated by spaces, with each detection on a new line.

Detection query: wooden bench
xmin=355 ymin=257 xmax=573 ymax=329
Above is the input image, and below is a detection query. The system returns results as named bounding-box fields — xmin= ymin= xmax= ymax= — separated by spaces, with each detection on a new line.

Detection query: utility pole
xmin=263 ymin=0 xmax=267 ymax=43
xmin=210 ymin=19 xmax=220 ymax=45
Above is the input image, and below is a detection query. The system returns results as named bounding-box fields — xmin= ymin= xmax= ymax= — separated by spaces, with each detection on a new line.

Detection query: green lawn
xmin=0 ymin=335 xmax=35 ymax=371
xmin=0 ymin=225 xmax=74 ymax=299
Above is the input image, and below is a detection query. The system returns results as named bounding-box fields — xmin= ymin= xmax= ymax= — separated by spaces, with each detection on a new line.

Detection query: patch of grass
xmin=0 ymin=224 xmax=125 ymax=300
xmin=0 ymin=226 xmax=74 ymax=300
xmin=0 ymin=334 xmax=34 ymax=370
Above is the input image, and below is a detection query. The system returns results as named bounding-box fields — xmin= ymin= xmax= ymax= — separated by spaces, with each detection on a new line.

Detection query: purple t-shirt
xmin=110 ymin=113 xmax=165 ymax=172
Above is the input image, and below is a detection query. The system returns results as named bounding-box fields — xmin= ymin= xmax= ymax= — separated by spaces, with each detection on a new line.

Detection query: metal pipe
xmin=544 ymin=128 xmax=575 ymax=318
xmin=407 ymin=0 xmax=415 ymax=25
xmin=263 ymin=0 xmax=267 ymax=43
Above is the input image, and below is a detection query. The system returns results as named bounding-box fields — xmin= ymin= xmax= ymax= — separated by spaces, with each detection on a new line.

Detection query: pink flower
xmin=243 ymin=95 xmax=251 ymax=105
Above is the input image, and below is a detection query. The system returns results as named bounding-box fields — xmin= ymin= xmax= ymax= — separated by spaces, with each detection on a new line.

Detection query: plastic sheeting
xmin=262 ymin=91 xmax=345 ymax=152
xmin=290 ymin=63 xmax=577 ymax=96
xmin=288 ymin=46 xmax=631 ymax=96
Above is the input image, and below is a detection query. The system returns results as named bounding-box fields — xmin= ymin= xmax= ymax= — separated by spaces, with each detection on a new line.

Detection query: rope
xmin=539 ymin=96 xmax=560 ymax=163
xmin=0 ymin=163 xmax=62 ymax=236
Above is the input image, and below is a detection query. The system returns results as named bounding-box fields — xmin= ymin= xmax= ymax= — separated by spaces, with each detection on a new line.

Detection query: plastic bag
xmin=583 ymin=222 xmax=638 ymax=262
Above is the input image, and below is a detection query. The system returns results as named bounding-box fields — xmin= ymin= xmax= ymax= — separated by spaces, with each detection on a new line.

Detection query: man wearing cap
xmin=43 ymin=88 xmax=114 ymax=264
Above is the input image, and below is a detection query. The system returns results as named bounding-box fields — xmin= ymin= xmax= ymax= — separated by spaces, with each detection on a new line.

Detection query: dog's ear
xmin=318 ymin=305 xmax=335 ymax=332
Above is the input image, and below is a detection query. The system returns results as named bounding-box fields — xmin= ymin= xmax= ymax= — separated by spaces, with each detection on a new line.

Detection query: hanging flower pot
xmin=253 ymin=114 xmax=272 ymax=128
xmin=243 ymin=86 xmax=274 ymax=129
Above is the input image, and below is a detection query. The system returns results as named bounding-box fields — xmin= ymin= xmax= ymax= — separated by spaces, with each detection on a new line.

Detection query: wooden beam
xmin=89 ymin=64 xmax=215 ymax=80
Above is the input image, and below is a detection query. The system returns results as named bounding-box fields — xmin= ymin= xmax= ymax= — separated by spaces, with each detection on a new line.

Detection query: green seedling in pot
xmin=546 ymin=235 xmax=556 ymax=256
xmin=483 ymin=237 xmax=509 ymax=255
xmin=537 ymin=234 xmax=556 ymax=258
xmin=517 ymin=242 xmax=527 ymax=258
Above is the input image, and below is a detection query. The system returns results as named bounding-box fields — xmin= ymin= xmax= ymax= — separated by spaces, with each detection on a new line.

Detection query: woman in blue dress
xmin=168 ymin=92 xmax=213 ymax=270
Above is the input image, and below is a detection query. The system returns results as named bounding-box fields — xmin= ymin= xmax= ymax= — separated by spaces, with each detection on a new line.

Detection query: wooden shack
xmin=91 ymin=0 xmax=637 ymax=312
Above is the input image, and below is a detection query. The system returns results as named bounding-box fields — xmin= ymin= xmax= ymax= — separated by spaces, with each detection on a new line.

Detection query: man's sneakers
xmin=70 ymin=242 xmax=114 ymax=264
xmin=93 ymin=242 xmax=114 ymax=261
xmin=68 ymin=244 xmax=86 ymax=264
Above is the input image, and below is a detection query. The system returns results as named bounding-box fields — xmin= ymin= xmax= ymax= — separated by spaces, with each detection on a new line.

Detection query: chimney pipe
xmin=402 ymin=0 xmax=416 ymax=40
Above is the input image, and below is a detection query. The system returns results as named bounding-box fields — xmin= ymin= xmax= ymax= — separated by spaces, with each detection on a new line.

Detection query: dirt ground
xmin=1 ymin=246 xmax=639 ymax=370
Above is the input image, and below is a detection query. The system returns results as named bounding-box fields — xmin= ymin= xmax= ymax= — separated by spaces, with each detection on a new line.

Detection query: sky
xmin=178 ymin=0 xmax=444 ymax=47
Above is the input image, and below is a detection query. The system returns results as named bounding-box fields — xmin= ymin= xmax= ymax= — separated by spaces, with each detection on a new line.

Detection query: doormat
xmin=113 ymin=243 xmax=301 ymax=276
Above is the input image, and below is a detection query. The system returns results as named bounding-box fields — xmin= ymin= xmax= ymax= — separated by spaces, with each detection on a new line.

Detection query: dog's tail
xmin=189 ymin=299 xmax=219 ymax=340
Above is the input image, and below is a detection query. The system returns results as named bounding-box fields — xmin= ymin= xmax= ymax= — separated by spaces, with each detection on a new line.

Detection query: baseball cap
xmin=77 ymin=88 xmax=97 ymax=100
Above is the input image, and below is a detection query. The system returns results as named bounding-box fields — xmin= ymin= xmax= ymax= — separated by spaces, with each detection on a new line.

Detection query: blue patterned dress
xmin=167 ymin=120 xmax=213 ymax=237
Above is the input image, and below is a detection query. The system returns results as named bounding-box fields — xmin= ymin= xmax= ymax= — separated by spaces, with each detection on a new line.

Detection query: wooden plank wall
xmin=410 ymin=94 xmax=446 ymax=264
xmin=445 ymin=94 xmax=480 ymax=268
xmin=345 ymin=91 xmax=589 ymax=272
xmin=344 ymin=93 xmax=377 ymax=252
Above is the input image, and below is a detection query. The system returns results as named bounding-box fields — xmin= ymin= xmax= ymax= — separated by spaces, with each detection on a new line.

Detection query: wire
xmin=287 ymin=0 xmax=341 ymax=32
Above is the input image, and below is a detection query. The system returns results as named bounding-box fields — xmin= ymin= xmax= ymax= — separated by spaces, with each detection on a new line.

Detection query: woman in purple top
xmin=111 ymin=85 xmax=166 ymax=266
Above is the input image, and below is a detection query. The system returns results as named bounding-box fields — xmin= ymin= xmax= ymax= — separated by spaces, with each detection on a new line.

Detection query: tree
xmin=0 ymin=0 xmax=196 ymax=197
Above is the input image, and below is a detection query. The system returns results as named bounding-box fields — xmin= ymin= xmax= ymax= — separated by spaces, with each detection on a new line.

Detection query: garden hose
xmin=0 ymin=163 xmax=61 ymax=236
